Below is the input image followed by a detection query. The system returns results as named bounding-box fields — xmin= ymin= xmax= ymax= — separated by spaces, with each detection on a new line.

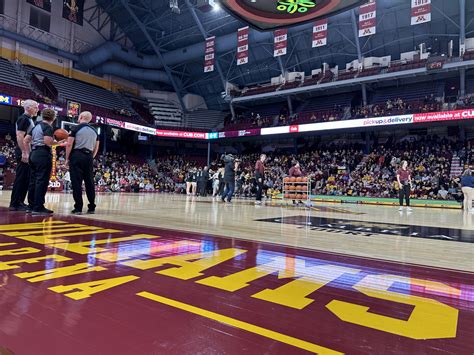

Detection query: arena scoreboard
xmin=221 ymin=0 xmax=368 ymax=30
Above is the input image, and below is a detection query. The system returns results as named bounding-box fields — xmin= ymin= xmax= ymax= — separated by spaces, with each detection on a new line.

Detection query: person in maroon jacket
xmin=289 ymin=161 xmax=302 ymax=178
xmin=289 ymin=161 xmax=304 ymax=205
xmin=396 ymin=160 xmax=413 ymax=212
xmin=255 ymin=154 xmax=266 ymax=204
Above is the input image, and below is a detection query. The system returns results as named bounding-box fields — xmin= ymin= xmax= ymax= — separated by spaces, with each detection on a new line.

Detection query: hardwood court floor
xmin=0 ymin=191 xmax=473 ymax=354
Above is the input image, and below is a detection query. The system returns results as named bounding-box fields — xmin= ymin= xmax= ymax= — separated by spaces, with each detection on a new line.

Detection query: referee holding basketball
xmin=66 ymin=111 xmax=99 ymax=215
xmin=27 ymin=108 xmax=57 ymax=215
xmin=9 ymin=99 xmax=38 ymax=211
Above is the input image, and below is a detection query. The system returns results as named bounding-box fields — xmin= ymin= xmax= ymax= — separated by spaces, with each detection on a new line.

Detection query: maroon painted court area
xmin=0 ymin=208 xmax=473 ymax=354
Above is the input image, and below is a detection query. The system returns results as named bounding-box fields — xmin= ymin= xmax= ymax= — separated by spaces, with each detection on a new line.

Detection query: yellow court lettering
xmin=0 ymin=243 xmax=17 ymax=247
xmin=53 ymin=234 xmax=161 ymax=256
xmin=252 ymin=263 xmax=361 ymax=309
xmin=122 ymin=248 xmax=246 ymax=280
xmin=0 ymin=247 xmax=41 ymax=257
xmin=0 ymin=221 xmax=68 ymax=232
xmin=49 ymin=275 xmax=140 ymax=300
xmin=0 ymin=255 xmax=72 ymax=271
xmin=14 ymin=262 xmax=107 ymax=283
xmin=326 ymin=274 xmax=459 ymax=339
xmin=96 ymin=239 xmax=202 ymax=262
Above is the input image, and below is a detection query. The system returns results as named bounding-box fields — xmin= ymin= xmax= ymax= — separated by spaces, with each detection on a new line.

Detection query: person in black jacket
xmin=199 ymin=166 xmax=210 ymax=197
xmin=26 ymin=108 xmax=57 ymax=215
xmin=9 ymin=99 xmax=38 ymax=211
xmin=221 ymin=154 xmax=239 ymax=203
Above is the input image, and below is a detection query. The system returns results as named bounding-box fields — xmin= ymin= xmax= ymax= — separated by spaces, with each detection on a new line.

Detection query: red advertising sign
xmin=413 ymin=109 xmax=474 ymax=123
xmin=155 ymin=130 xmax=207 ymax=140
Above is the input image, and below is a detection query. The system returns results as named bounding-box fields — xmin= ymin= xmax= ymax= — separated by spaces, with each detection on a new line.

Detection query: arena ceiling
xmin=91 ymin=0 xmax=474 ymax=110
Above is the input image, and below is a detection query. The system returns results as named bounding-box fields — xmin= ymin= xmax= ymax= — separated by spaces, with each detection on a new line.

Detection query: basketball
xmin=284 ymin=194 xmax=289 ymax=199
xmin=54 ymin=128 xmax=69 ymax=141
xmin=284 ymin=177 xmax=290 ymax=183
xmin=296 ymin=194 xmax=303 ymax=199
xmin=289 ymin=185 xmax=296 ymax=191
xmin=302 ymin=194 xmax=308 ymax=199
xmin=289 ymin=177 xmax=296 ymax=183
xmin=296 ymin=177 xmax=303 ymax=182
xmin=302 ymin=177 xmax=308 ymax=182
xmin=289 ymin=194 xmax=296 ymax=199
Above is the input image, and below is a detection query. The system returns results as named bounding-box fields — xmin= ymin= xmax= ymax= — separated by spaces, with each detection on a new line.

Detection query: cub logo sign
xmin=221 ymin=0 xmax=367 ymax=31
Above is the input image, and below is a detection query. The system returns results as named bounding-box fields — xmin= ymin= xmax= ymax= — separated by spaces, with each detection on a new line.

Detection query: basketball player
xmin=26 ymin=108 xmax=57 ymax=215
xmin=9 ymin=99 xmax=38 ymax=211
xmin=255 ymin=154 xmax=266 ymax=205
xmin=66 ymin=111 xmax=99 ymax=215
xmin=396 ymin=160 xmax=413 ymax=212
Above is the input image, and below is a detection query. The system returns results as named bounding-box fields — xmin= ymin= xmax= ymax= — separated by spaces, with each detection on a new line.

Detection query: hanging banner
xmin=359 ymin=0 xmax=376 ymax=37
xmin=274 ymin=29 xmax=288 ymax=57
xmin=237 ymin=26 xmax=249 ymax=66
xmin=204 ymin=36 xmax=215 ymax=73
xmin=63 ymin=0 xmax=85 ymax=26
xmin=411 ymin=0 xmax=431 ymax=25
xmin=27 ymin=0 xmax=52 ymax=12
xmin=312 ymin=19 xmax=328 ymax=48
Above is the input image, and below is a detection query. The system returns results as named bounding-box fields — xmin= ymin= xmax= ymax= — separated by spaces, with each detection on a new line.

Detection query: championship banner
xmin=312 ymin=19 xmax=328 ymax=48
xmin=359 ymin=0 xmax=376 ymax=37
xmin=27 ymin=0 xmax=52 ymax=12
xmin=204 ymin=36 xmax=216 ymax=73
xmin=237 ymin=26 xmax=249 ymax=66
xmin=411 ymin=0 xmax=431 ymax=25
xmin=274 ymin=29 xmax=288 ymax=57
xmin=63 ymin=0 xmax=85 ymax=26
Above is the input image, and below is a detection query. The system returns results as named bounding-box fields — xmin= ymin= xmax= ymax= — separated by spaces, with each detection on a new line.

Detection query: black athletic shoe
xmin=71 ymin=209 xmax=83 ymax=215
xmin=32 ymin=208 xmax=54 ymax=215
xmin=26 ymin=205 xmax=34 ymax=214
xmin=86 ymin=210 xmax=95 ymax=215
xmin=9 ymin=205 xmax=27 ymax=212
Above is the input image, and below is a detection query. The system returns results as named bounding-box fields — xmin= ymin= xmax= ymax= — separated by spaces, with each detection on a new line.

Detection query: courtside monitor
xmin=221 ymin=0 xmax=368 ymax=31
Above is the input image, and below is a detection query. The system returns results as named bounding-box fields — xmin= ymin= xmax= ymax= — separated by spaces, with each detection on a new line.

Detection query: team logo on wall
xmin=63 ymin=0 xmax=85 ymax=26
xmin=27 ymin=0 xmax=52 ymax=12
xmin=220 ymin=0 xmax=368 ymax=31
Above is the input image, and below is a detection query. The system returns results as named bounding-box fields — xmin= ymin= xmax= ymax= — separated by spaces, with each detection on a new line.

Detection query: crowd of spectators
xmin=0 ymin=132 xmax=470 ymax=202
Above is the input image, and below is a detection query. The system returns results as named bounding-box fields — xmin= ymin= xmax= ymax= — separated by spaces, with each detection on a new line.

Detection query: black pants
xmin=222 ymin=180 xmax=235 ymax=202
xmin=399 ymin=184 xmax=411 ymax=206
xmin=255 ymin=173 xmax=264 ymax=201
xmin=70 ymin=150 xmax=96 ymax=211
xmin=10 ymin=150 xmax=33 ymax=208
xmin=28 ymin=149 xmax=52 ymax=211
xmin=199 ymin=180 xmax=207 ymax=197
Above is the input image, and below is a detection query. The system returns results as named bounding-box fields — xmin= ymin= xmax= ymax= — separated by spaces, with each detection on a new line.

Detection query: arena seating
xmin=23 ymin=66 xmax=132 ymax=112
xmin=370 ymin=81 xmax=444 ymax=105
xmin=0 ymin=58 xmax=34 ymax=96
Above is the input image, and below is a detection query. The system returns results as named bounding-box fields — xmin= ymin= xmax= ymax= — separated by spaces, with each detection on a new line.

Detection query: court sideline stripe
xmin=137 ymin=291 xmax=343 ymax=354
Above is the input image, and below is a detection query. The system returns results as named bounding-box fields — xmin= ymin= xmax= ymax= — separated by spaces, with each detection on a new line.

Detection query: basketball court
xmin=0 ymin=192 xmax=472 ymax=354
